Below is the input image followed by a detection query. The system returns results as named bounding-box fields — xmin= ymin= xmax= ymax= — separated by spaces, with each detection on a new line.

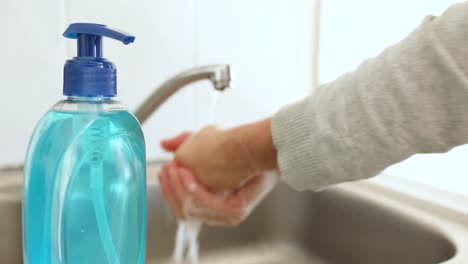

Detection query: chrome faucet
xmin=134 ymin=64 xmax=231 ymax=124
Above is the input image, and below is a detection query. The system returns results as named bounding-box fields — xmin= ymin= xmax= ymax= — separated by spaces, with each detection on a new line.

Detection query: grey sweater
xmin=271 ymin=3 xmax=468 ymax=191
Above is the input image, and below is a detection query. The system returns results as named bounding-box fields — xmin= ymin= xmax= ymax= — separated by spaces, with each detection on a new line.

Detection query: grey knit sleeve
xmin=271 ymin=3 xmax=468 ymax=191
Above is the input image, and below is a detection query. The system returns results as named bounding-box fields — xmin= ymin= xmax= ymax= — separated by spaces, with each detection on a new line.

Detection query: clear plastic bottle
xmin=22 ymin=24 xmax=146 ymax=264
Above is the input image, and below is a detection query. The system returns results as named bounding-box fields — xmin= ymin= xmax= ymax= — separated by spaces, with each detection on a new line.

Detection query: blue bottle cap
xmin=62 ymin=23 xmax=135 ymax=97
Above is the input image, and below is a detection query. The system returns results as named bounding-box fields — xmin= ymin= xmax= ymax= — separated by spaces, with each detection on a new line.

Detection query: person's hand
xmin=161 ymin=127 xmax=254 ymax=191
xmin=162 ymin=120 xmax=277 ymax=192
xmin=158 ymin=160 xmax=278 ymax=226
xmin=158 ymin=123 xmax=279 ymax=226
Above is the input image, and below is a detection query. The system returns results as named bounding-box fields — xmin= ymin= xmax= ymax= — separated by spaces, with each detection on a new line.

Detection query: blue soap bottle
xmin=22 ymin=23 xmax=146 ymax=264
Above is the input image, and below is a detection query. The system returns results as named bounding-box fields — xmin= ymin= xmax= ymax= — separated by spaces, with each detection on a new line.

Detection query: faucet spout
xmin=134 ymin=64 xmax=231 ymax=125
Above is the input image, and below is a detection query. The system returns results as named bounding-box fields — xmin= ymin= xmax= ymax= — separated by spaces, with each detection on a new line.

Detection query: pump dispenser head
xmin=63 ymin=23 xmax=135 ymax=97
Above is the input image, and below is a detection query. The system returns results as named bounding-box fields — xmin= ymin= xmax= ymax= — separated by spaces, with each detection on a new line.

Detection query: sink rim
xmin=342 ymin=176 xmax=468 ymax=264
xmin=1 ymin=163 xmax=467 ymax=264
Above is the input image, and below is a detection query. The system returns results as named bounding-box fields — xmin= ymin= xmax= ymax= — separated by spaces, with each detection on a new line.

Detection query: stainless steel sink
xmin=1 ymin=164 xmax=467 ymax=263
xmin=146 ymin=176 xmax=458 ymax=264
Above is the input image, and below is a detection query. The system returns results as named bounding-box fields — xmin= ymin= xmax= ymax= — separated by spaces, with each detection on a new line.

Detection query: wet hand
xmin=158 ymin=161 xmax=278 ymax=226
xmin=161 ymin=127 xmax=258 ymax=192
xmin=158 ymin=124 xmax=279 ymax=225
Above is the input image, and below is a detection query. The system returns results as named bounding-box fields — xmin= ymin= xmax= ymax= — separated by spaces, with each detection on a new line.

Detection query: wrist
xmin=249 ymin=118 xmax=278 ymax=171
xmin=226 ymin=118 xmax=278 ymax=173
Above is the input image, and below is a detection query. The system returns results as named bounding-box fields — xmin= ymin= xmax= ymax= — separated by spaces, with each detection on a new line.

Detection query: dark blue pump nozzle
xmin=63 ymin=23 xmax=135 ymax=57
xmin=63 ymin=23 xmax=135 ymax=97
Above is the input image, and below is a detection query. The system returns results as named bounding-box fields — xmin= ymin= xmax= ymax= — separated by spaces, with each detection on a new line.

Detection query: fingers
xmin=233 ymin=174 xmax=264 ymax=201
xmin=179 ymin=168 xmax=226 ymax=211
xmin=232 ymin=172 xmax=278 ymax=212
xmin=161 ymin=132 xmax=192 ymax=152
xmin=159 ymin=163 xmax=269 ymax=226
xmin=158 ymin=163 xmax=185 ymax=219
xmin=178 ymin=167 xmax=244 ymax=221
xmin=233 ymin=173 xmax=272 ymax=203
xmin=169 ymin=162 xmax=187 ymax=213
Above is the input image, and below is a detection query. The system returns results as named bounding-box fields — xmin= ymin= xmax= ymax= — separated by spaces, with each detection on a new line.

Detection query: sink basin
xmin=147 ymin=178 xmax=456 ymax=264
xmin=1 ymin=164 xmax=466 ymax=263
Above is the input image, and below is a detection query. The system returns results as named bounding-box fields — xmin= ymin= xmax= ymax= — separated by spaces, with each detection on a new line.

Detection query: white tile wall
xmin=320 ymin=0 xmax=464 ymax=84
xmin=0 ymin=0 xmax=315 ymax=165
xmin=194 ymin=0 xmax=314 ymax=128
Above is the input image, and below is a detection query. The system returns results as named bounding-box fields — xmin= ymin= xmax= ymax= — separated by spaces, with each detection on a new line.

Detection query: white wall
xmin=320 ymin=0 xmax=468 ymax=196
xmin=0 ymin=0 xmax=315 ymax=165
xmin=2 ymin=0 xmax=467 ymax=196
xmin=0 ymin=0 xmax=68 ymax=165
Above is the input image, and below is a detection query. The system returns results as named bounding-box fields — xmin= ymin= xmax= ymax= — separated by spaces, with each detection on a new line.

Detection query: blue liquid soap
xmin=22 ymin=24 xmax=146 ymax=264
